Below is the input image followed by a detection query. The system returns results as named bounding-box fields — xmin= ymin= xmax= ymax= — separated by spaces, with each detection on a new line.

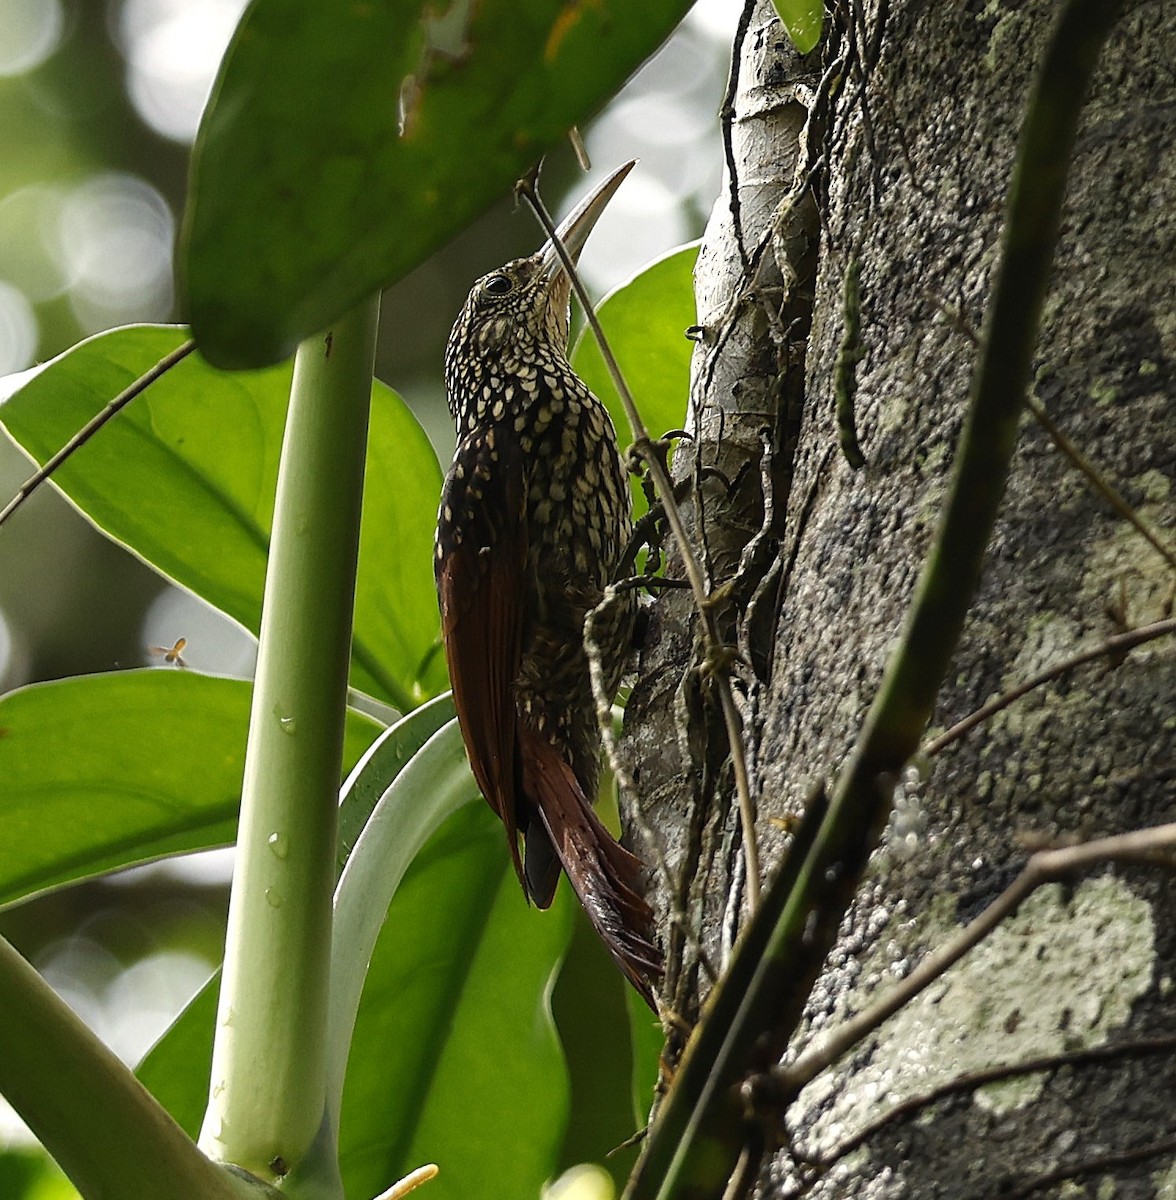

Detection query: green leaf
xmin=551 ymin=907 xmax=646 ymax=1188
xmin=571 ymin=243 xmax=698 ymax=516
xmin=770 ymin=0 xmax=823 ymax=54
xmin=626 ymin=984 xmax=663 ymax=1130
xmin=336 ymin=691 xmax=455 ymax=874
xmin=357 ymin=390 xmax=449 ymax=705
xmin=140 ymin=706 xmax=572 ymax=1197
xmin=0 ymin=670 xmax=382 ymax=909
xmin=139 ymin=807 xmax=573 ymax=1200
xmin=338 ymin=804 xmax=571 ymax=1200
xmin=183 ymin=0 xmax=695 ymax=367
xmin=0 ymin=326 xmax=444 ymax=708
xmin=138 ymin=696 xmax=461 ymax=1138
xmin=0 ymin=1147 xmax=75 ymax=1200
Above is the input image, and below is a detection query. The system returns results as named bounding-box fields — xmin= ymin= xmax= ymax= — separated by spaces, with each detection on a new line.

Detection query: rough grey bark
xmin=622 ymin=0 xmax=1176 ymax=1195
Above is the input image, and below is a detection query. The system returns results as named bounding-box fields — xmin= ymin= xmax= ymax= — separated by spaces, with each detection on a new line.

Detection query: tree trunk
xmin=623 ymin=0 xmax=1176 ymax=1194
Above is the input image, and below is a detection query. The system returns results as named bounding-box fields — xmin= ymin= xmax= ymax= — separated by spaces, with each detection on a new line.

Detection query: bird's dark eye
xmin=483 ymin=273 xmax=514 ymax=297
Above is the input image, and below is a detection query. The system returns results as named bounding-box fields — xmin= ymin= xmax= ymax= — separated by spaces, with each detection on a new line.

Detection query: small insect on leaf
xmin=149 ymin=637 xmax=189 ymax=668
xmin=771 ymin=0 xmax=823 ymax=54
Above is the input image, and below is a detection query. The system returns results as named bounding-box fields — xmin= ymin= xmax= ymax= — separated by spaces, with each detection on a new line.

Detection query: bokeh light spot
xmin=105 ymin=949 xmax=215 ymax=1064
xmin=688 ymin=0 xmax=738 ymax=40
xmin=54 ymin=172 xmax=175 ymax=332
xmin=0 ymin=185 xmax=69 ymax=303
xmin=116 ymin=0 xmax=247 ymax=143
xmin=0 ymin=279 xmax=39 ymax=372
xmin=0 ymin=0 xmax=65 ymax=77
xmin=0 ymin=606 xmax=11 ymax=680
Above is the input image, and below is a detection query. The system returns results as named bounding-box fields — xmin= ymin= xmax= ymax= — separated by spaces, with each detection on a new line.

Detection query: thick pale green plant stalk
xmin=199 ymin=298 xmax=380 ymax=1186
xmin=0 ymin=934 xmax=269 ymax=1200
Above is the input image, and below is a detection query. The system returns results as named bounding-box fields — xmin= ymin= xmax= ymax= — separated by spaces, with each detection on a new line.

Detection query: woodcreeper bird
xmin=435 ymin=162 xmax=661 ymax=1008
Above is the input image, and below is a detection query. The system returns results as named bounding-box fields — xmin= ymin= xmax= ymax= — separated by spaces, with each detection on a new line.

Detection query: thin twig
xmin=517 ymin=172 xmax=762 ymax=908
xmin=932 ymin=296 xmax=1176 ymax=577
xmin=808 ymin=1035 xmax=1176 ymax=1170
xmin=721 ymin=0 xmax=758 ymax=273
xmin=585 ymin=589 xmax=720 ymax=992
xmin=617 ymin=477 xmax=694 ymax=578
xmin=776 ymin=823 xmax=1176 ymax=1097
xmin=925 ymin=616 xmax=1176 ymax=756
xmin=1024 ymin=393 xmax=1176 ymax=574
xmin=568 ymin=126 xmax=591 ymax=172
xmin=585 ymin=588 xmax=668 ymax=851
xmin=0 ymin=339 xmax=197 ymax=529
xmin=998 ymin=1136 xmax=1176 ymax=1200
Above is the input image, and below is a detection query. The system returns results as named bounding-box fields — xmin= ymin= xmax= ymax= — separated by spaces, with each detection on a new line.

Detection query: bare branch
xmin=999 ymin=1136 xmax=1176 ymax=1200
xmin=1025 ymin=393 xmax=1176 ymax=575
xmin=931 ymin=296 xmax=1176 ymax=578
xmin=808 ymin=1035 xmax=1176 ymax=1170
xmin=925 ymin=617 xmax=1176 ymax=757
xmin=0 ymin=339 xmax=197 ymax=529
xmin=777 ymin=823 xmax=1176 ymax=1097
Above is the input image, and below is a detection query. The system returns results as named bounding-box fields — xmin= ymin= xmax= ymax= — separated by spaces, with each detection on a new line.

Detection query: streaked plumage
xmin=434 ymin=163 xmax=661 ymax=1007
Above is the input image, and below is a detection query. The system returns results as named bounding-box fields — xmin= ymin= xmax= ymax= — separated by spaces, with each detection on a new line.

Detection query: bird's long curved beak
xmin=537 ymin=159 xmax=636 ymax=285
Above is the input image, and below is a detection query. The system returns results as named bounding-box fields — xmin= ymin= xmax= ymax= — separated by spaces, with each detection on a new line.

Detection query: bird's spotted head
xmin=450 ymin=253 xmax=573 ymax=369
xmin=444 ymin=161 xmax=636 ymax=426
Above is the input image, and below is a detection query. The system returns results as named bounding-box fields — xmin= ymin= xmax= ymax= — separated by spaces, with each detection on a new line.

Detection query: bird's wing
xmin=436 ymin=427 xmax=528 ymax=888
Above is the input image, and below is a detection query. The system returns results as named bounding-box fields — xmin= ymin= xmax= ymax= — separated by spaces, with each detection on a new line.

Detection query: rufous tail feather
xmin=519 ymin=724 xmax=661 ymax=1009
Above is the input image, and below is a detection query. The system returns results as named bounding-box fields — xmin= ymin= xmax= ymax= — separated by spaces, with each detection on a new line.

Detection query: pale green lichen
xmin=1089 ymin=379 xmax=1119 ymax=406
xmin=982 ymin=614 xmax=1091 ymax=752
xmin=801 ymin=876 xmax=1154 ymax=1152
xmin=1008 ymin=613 xmax=1081 ymax=681
xmin=1153 ymin=1155 xmax=1176 ymax=1199
xmin=1154 ymin=311 xmax=1176 ymax=361
xmin=1080 ymin=507 xmax=1176 ymax=626
xmin=1133 ymin=467 xmax=1170 ymax=504
xmin=982 ymin=5 xmax=1024 ymax=74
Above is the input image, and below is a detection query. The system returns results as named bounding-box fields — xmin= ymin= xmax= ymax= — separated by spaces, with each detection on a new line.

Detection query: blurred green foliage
xmin=3 ymin=326 xmax=446 ymax=706
xmin=0 ymin=0 xmax=725 ymax=1193
xmin=0 ymin=670 xmax=381 ymax=906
